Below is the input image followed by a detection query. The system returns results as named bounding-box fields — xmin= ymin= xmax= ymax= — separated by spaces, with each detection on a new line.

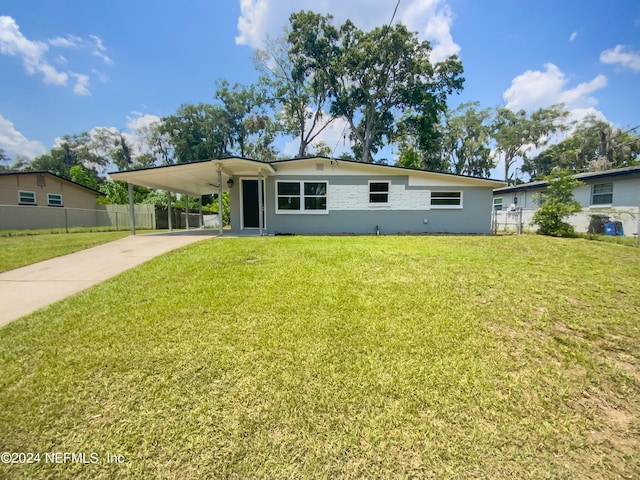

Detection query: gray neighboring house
xmin=110 ymin=156 xmax=505 ymax=235
xmin=493 ymin=166 xmax=640 ymax=236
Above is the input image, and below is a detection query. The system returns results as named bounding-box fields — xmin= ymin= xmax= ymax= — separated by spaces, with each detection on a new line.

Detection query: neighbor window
xmin=47 ymin=193 xmax=63 ymax=207
xmin=493 ymin=197 xmax=503 ymax=211
xmin=276 ymin=181 xmax=327 ymax=213
xmin=18 ymin=190 xmax=36 ymax=205
xmin=431 ymin=191 xmax=462 ymax=208
xmin=591 ymin=183 xmax=613 ymax=205
xmin=369 ymin=182 xmax=389 ymax=204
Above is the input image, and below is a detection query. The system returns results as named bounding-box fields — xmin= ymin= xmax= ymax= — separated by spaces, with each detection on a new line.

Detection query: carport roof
xmin=109 ymin=157 xmax=275 ymax=196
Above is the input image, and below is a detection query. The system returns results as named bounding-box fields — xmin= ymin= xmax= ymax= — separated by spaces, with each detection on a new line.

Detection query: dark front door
xmin=242 ymin=179 xmax=264 ymax=229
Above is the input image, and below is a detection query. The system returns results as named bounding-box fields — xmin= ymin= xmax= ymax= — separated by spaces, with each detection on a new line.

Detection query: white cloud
xmin=569 ymin=31 xmax=577 ymax=42
xmin=89 ymin=34 xmax=113 ymax=65
xmin=235 ymin=0 xmax=459 ymax=62
xmin=0 ymin=16 xmax=113 ymax=95
xmin=48 ymin=35 xmax=82 ymax=48
xmin=600 ymin=45 xmax=640 ymax=71
xmin=503 ymin=63 xmax=607 ymax=123
xmin=0 ymin=15 xmax=68 ymax=85
xmin=91 ymin=68 xmax=109 ymax=83
xmin=70 ymin=72 xmax=91 ymax=96
xmin=0 ymin=114 xmax=46 ymax=159
xmin=126 ymin=112 xmax=162 ymax=131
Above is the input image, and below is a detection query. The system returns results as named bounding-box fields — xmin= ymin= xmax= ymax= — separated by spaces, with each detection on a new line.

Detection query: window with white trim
xmin=276 ymin=181 xmax=327 ymax=213
xmin=47 ymin=193 xmax=63 ymax=207
xmin=493 ymin=197 xmax=503 ymax=211
xmin=369 ymin=181 xmax=389 ymax=204
xmin=431 ymin=191 xmax=462 ymax=208
xmin=591 ymin=183 xmax=613 ymax=205
xmin=19 ymin=190 xmax=36 ymax=205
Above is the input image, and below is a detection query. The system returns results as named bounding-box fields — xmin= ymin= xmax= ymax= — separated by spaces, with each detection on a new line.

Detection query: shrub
xmin=531 ymin=169 xmax=583 ymax=237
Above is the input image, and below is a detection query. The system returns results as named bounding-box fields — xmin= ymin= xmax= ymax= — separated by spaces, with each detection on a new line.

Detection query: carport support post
xmin=217 ymin=166 xmax=223 ymax=236
xmin=185 ymin=195 xmax=189 ymax=230
xmin=198 ymin=197 xmax=203 ymax=228
xmin=258 ymin=172 xmax=264 ymax=236
xmin=167 ymin=191 xmax=173 ymax=232
xmin=128 ymin=182 xmax=136 ymax=235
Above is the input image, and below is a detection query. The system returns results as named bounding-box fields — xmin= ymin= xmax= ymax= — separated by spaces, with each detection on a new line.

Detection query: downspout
xmin=217 ymin=166 xmax=223 ymax=236
xmin=127 ymin=182 xmax=136 ymax=235
xmin=258 ymin=172 xmax=264 ymax=236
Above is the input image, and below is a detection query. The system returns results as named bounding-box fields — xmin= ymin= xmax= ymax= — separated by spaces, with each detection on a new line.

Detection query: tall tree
xmin=159 ymin=103 xmax=232 ymax=163
xmin=492 ymin=105 xmax=568 ymax=182
xmin=214 ymin=80 xmax=278 ymax=159
xmin=442 ymin=102 xmax=494 ymax=177
xmin=256 ymin=31 xmax=336 ymax=158
xmin=288 ymin=11 xmax=464 ymax=163
xmin=523 ymin=115 xmax=640 ymax=178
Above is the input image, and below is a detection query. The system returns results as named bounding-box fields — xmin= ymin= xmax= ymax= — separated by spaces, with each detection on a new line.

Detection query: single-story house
xmin=110 ymin=156 xmax=504 ymax=235
xmin=0 ymin=170 xmax=102 ymax=209
xmin=493 ymin=166 xmax=640 ymax=236
xmin=0 ymin=171 xmax=105 ymax=231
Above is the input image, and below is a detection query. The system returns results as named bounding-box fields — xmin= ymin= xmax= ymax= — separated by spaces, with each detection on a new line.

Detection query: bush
xmin=531 ymin=169 xmax=583 ymax=237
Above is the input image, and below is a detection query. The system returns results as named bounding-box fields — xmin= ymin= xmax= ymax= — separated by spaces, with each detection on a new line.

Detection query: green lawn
xmin=0 ymin=231 xmax=150 ymax=273
xmin=0 ymin=236 xmax=638 ymax=478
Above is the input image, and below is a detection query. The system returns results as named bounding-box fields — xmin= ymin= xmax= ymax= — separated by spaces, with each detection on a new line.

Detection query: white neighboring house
xmin=493 ymin=166 xmax=640 ymax=236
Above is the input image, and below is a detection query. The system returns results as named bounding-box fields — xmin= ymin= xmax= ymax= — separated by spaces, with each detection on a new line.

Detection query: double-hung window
xmin=431 ymin=191 xmax=462 ymax=208
xmin=47 ymin=193 xmax=63 ymax=207
xmin=591 ymin=183 xmax=613 ymax=205
xmin=19 ymin=190 xmax=36 ymax=205
xmin=369 ymin=182 xmax=389 ymax=204
xmin=493 ymin=197 xmax=503 ymax=211
xmin=276 ymin=181 xmax=327 ymax=213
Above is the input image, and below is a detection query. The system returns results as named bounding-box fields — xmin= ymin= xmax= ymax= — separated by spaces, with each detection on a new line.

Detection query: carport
xmin=109 ymin=157 xmax=275 ymax=236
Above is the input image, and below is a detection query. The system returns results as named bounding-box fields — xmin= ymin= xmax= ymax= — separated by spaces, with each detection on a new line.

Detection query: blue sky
xmin=1 ymin=0 xmax=639 ymax=175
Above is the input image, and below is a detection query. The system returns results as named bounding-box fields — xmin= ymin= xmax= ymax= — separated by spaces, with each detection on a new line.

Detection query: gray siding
xmin=231 ymin=174 xmax=494 ymax=234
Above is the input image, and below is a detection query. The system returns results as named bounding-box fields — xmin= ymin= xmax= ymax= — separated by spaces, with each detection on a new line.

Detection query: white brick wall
xmin=327 ymin=183 xmax=431 ymax=211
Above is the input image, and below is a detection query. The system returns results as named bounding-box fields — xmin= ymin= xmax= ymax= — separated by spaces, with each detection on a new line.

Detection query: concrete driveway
xmin=0 ymin=231 xmax=215 ymax=327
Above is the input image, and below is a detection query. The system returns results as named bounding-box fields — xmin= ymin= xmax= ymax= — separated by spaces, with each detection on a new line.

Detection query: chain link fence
xmin=0 ymin=204 xmax=155 ymax=232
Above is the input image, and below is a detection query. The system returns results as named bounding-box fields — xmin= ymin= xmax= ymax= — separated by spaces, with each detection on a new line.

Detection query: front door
xmin=241 ymin=179 xmax=264 ymax=229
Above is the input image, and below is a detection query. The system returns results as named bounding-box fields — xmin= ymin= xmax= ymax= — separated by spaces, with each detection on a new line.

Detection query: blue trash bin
xmin=614 ymin=221 xmax=624 ymax=236
xmin=604 ymin=222 xmax=616 ymax=236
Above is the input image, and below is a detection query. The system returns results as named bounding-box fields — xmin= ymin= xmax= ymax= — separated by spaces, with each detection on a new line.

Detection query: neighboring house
xmin=110 ymin=156 xmax=505 ymax=235
xmin=0 ymin=171 xmax=104 ymax=230
xmin=493 ymin=166 xmax=640 ymax=236
xmin=0 ymin=171 xmax=102 ymax=208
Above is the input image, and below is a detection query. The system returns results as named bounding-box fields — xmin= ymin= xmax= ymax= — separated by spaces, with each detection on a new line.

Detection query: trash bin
xmin=604 ymin=222 xmax=616 ymax=236
xmin=614 ymin=221 xmax=624 ymax=236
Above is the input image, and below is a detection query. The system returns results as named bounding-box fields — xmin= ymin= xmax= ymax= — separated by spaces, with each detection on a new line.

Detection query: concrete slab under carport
xmin=0 ymin=230 xmax=219 ymax=328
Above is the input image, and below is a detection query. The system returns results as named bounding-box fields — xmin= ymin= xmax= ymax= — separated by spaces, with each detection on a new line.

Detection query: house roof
xmin=0 ymin=170 xmax=105 ymax=196
xmin=109 ymin=156 xmax=505 ymax=196
xmin=493 ymin=166 xmax=640 ymax=194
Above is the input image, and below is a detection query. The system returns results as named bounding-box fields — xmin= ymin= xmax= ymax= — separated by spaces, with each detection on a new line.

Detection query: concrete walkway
xmin=0 ymin=231 xmax=216 ymax=327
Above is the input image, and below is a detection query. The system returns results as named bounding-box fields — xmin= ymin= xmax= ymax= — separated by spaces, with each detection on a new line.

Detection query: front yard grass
xmin=0 ymin=231 xmax=151 ymax=273
xmin=0 ymin=235 xmax=638 ymax=478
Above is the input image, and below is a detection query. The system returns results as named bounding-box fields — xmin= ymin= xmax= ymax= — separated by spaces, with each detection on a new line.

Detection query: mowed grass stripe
xmin=0 ymin=236 xmax=638 ymax=479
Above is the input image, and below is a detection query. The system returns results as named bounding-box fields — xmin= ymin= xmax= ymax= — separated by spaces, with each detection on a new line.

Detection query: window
xmin=369 ymin=182 xmax=389 ymax=204
xmin=591 ymin=183 xmax=613 ymax=205
xmin=493 ymin=197 xmax=503 ymax=211
xmin=276 ymin=181 xmax=327 ymax=213
xmin=19 ymin=190 xmax=36 ymax=205
xmin=431 ymin=191 xmax=462 ymax=208
xmin=47 ymin=193 xmax=63 ymax=207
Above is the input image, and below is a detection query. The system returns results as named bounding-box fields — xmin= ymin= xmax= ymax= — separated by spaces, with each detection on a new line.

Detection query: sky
xmin=1 ymin=0 xmax=639 ymax=177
